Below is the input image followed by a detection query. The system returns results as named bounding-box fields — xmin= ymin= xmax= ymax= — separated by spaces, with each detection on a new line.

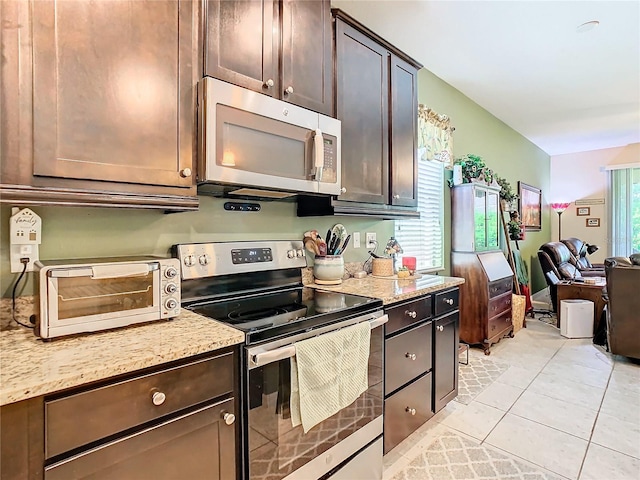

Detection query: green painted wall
xmin=417 ymin=69 xmax=551 ymax=292
xmin=0 ymin=199 xmax=393 ymax=297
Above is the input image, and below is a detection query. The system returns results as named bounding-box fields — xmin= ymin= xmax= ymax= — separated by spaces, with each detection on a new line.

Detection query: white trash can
xmin=560 ymin=299 xmax=594 ymax=338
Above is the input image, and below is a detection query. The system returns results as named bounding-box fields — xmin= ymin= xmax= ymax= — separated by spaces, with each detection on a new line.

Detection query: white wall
xmin=550 ymin=143 xmax=640 ymax=263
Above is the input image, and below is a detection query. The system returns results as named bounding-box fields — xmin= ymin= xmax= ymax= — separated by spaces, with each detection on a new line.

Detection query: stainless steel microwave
xmin=197 ymin=77 xmax=341 ymax=198
xmin=35 ymin=257 xmax=181 ymax=339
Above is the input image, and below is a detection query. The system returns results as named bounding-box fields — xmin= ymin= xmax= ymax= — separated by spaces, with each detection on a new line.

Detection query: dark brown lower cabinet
xmin=0 ymin=348 xmax=238 ymax=480
xmin=434 ymin=311 xmax=459 ymax=412
xmin=44 ymin=399 xmax=235 ymax=480
xmin=383 ymin=373 xmax=432 ymax=453
xmin=383 ymin=288 xmax=460 ymax=454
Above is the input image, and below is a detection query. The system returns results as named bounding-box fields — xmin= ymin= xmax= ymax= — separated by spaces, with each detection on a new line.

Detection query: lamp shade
xmin=550 ymin=202 xmax=571 ymax=213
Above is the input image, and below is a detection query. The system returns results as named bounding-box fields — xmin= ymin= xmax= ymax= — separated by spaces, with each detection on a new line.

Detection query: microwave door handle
xmin=48 ymin=264 xmax=155 ymax=279
xmin=313 ymin=128 xmax=324 ymax=181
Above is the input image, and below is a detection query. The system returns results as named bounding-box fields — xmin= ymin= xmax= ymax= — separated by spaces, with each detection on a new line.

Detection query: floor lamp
xmin=550 ymin=202 xmax=571 ymax=241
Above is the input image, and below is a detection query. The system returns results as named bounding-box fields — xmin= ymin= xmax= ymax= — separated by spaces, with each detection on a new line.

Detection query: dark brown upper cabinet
xmin=0 ymin=0 xmax=199 ymax=211
xmin=298 ymin=10 xmax=421 ymax=219
xmin=204 ymin=0 xmax=333 ymax=116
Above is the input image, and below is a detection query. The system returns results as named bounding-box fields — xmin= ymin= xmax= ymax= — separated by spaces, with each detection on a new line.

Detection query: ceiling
xmin=331 ymin=0 xmax=640 ymax=156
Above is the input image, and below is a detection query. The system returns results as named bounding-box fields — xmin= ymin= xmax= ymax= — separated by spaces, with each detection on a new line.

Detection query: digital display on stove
xmin=231 ymin=248 xmax=273 ymax=264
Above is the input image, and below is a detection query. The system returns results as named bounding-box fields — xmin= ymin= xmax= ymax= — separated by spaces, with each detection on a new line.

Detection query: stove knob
xmin=165 ymin=267 xmax=178 ymax=278
xmin=296 ymin=249 xmax=304 ymax=257
xmin=184 ymin=255 xmax=196 ymax=267
xmin=287 ymin=250 xmax=295 ymax=258
xmin=199 ymin=254 xmax=210 ymax=266
xmin=164 ymin=298 xmax=178 ymax=310
xmin=165 ymin=283 xmax=177 ymax=294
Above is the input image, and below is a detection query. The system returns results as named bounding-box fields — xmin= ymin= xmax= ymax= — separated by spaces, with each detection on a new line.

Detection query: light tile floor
xmin=383 ymin=319 xmax=640 ymax=480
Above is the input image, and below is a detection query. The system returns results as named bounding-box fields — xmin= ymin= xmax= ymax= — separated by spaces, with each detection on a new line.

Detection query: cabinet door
xmin=486 ymin=191 xmax=500 ymax=249
xmin=474 ymin=188 xmax=488 ymax=250
xmin=389 ymin=55 xmax=418 ymax=207
xmin=335 ymin=19 xmax=389 ymax=204
xmin=204 ymin=0 xmax=278 ymax=96
xmin=45 ymin=399 xmax=237 ymax=480
xmin=281 ymin=0 xmax=333 ymax=115
xmin=434 ymin=312 xmax=459 ymax=412
xmin=31 ymin=0 xmax=194 ymax=188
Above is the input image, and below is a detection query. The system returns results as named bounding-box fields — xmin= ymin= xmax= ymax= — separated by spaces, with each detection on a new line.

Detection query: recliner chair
xmin=605 ymin=256 xmax=640 ymax=360
xmin=561 ymin=238 xmax=605 ymax=277
xmin=537 ymin=242 xmax=583 ymax=312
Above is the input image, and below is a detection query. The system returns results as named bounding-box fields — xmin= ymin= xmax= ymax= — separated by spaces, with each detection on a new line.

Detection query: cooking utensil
xmin=304 ymin=237 xmax=320 ymax=255
xmin=330 ymin=224 xmax=347 ymax=243
xmin=329 ymin=235 xmax=341 ymax=255
xmin=334 ymin=234 xmax=351 ymax=255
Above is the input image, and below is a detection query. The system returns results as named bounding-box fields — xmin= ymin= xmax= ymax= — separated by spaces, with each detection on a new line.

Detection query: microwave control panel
xmin=321 ymin=136 xmax=337 ymax=183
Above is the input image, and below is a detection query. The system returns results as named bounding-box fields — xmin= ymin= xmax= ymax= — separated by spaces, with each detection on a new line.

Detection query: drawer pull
xmin=405 ymin=407 xmax=416 ymax=416
xmin=405 ymin=352 xmax=417 ymax=361
xmin=405 ymin=310 xmax=417 ymax=318
xmin=223 ymin=412 xmax=236 ymax=426
xmin=151 ymin=391 xmax=166 ymax=406
xmin=443 ymin=298 xmax=454 ymax=305
xmin=437 ymin=325 xmax=444 ymax=332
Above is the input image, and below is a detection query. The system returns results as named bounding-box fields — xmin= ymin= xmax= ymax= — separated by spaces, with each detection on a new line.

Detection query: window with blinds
xmin=395 ymin=159 xmax=444 ymax=271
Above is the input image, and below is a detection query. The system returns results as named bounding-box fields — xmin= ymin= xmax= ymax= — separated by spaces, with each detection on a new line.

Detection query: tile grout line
xmin=575 ymin=356 xmax=616 ymax=480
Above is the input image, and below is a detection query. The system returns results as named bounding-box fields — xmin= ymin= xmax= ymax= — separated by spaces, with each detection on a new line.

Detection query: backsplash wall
xmin=0 ymin=198 xmax=394 ymax=297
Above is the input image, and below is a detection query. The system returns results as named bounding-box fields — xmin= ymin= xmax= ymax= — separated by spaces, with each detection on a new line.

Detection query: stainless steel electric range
xmin=174 ymin=241 xmax=386 ymax=480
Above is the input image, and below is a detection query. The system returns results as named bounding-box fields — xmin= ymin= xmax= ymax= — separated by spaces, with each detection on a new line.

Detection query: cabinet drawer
xmin=487 ymin=310 xmax=512 ymax=341
xmin=488 ymin=292 xmax=512 ymax=318
xmin=45 ymin=352 xmax=234 ymax=459
xmin=434 ymin=288 xmax=459 ymax=317
xmin=385 ymin=296 xmax=432 ymax=335
xmin=488 ymin=278 xmax=512 ymax=299
xmin=45 ymin=398 xmax=236 ymax=480
xmin=385 ymin=321 xmax=432 ymax=395
xmin=383 ymin=373 xmax=432 ymax=454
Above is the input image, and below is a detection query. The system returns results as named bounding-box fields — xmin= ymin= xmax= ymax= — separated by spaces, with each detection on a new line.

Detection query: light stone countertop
xmin=0 ymin=297 xmax=244 ymax=406
xmin=307 ymin=274 xmax=465 ymax=305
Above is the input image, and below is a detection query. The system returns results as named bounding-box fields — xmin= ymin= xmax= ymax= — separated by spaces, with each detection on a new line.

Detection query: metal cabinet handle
xmin=444 ymin=298 xmax=454 ymax=305
xmin=180 ymin=167 xmax=192 ymax=178
xmin=223 ymin=412 xmax=236 ymax=426
xmin=264 ymin=79 xmax=274 ymax=88
xmin=151 ymin=391 xmax=166 ymax=406
xmin=405 ymin=407 xmax=416 ymax=416
xmin=405 ymin=352 xmax=416 ymax=361
xmin=393 ymin=194 xmax=400 ymax=199
xmin=437 ymin=325 xmax=444 ymax=332
xmin=405 ymin=310 xmax=417 ymax=318
xmin=285 ymin=85 xmax=294 ymax=94
xmin=340 ymin=187 xmax=347 ymax=194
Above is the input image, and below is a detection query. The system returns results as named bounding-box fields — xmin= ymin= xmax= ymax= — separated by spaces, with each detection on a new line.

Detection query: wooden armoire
xmin=450 ymin=183 xmax=514 ymax=354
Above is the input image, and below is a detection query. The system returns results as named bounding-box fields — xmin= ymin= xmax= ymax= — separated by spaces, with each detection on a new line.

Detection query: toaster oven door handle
xmin=49 ymin=264 xmax=157 ymax=279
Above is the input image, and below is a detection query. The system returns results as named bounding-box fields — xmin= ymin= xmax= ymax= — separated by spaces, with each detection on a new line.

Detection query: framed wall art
xmin=577 ymin=207 xmax=590 ymax=216
xmin=518 ymin=182 xmax=542 ymax=231
xmin=586 ymin=218 xmax=600 ymax=227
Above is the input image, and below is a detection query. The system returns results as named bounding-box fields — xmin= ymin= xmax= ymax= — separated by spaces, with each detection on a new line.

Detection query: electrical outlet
xmin=353 ymin=232 xmax=361 ymax=248
xmin=366 ymin=232 xmax=377 ymax=249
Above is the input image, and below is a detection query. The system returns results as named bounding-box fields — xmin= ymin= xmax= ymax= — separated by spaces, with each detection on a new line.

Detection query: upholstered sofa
xmin=605 ymin=255 xmax=640 ymax=360
xmin=561 ymin=238 xmax=605 ymax=277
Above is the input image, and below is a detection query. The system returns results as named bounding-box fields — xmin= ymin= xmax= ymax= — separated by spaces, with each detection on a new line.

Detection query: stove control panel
xmin=175 ymin=241 xmax=306 ymax=280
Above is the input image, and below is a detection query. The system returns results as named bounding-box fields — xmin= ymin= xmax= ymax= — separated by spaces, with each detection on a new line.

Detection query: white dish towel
xmin=290 ymin=321 xmax=371 ymax=433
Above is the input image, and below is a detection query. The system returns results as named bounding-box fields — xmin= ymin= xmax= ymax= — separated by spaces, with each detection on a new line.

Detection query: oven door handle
xmin=250 ymin=314 xmax=388 ymax=367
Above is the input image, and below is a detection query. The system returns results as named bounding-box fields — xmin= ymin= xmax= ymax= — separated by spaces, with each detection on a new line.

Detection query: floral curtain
xmin=417 ymin=104 xmax=455 ymax=167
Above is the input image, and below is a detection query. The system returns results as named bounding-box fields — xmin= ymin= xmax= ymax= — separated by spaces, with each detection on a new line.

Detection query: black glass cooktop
xmin=187 ymin=287 xmax=382 ymax=344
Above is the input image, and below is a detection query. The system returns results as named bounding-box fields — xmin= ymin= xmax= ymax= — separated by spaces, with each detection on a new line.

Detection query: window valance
xmin=418 ymin=105 xmax=455 ymax=167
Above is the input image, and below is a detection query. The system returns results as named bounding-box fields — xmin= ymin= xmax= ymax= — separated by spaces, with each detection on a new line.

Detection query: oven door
xmin=40 ymin=263 xmax=161 ymax=338
xmin=244 ymin=314 xmax=386 ymax=480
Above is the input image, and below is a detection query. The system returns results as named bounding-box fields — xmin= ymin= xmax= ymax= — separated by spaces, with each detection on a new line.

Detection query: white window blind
xmin=395 ymin=159 xmax=444 ymax=271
